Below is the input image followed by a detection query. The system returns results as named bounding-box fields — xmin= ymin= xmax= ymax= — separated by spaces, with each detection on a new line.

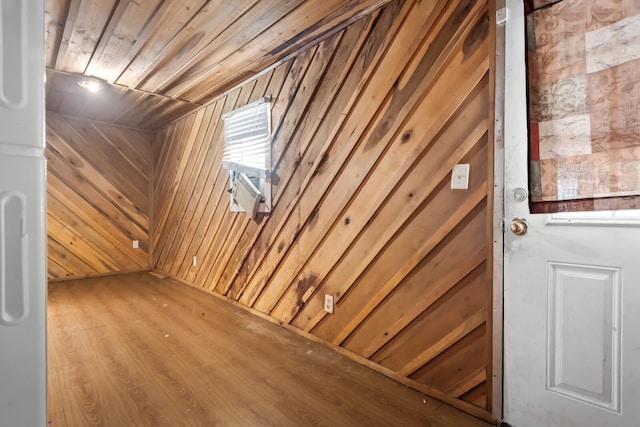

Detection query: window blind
xmin=222 ymin=98 xmax=271 ymax=178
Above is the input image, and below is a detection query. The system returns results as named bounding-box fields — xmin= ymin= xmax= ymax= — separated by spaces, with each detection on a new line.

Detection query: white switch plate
xmin=451 ymin=164 xmax=470 ymax=190
xmin=324 ymin=294 xmax=334 ymax=314
xmin=192 ymin=256 xmax=197 ymax=267
xmin=132 ymin=240 xmax=139 ymax=248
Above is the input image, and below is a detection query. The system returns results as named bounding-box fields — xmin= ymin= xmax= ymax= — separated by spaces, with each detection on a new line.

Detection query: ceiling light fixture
xmin=77 ymin=77 xmax=103 ymax=93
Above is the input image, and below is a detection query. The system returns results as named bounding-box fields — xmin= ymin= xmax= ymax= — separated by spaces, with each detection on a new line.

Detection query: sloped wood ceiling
xmin=152 ymin=0 xmax=493 ymax=420
xmin=44 ymin=0 xmax=393 ymax=129
xmin=46 ymin=114 xmax=153 ymax=280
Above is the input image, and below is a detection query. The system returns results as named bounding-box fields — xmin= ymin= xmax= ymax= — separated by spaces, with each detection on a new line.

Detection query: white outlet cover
xmin=192 ymin=256 xmax=197 ymax=267
xmin=324 ymin=294 xmax=334 ymax=314
xmin=132 ymin=240 xmax=139 ymax=248
xmin=451 ymin=164 xmax=470 ymax=190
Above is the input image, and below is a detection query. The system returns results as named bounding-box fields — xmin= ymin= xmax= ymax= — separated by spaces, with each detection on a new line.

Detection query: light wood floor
xmin=47 ymin=272 xmax=492 ymax=426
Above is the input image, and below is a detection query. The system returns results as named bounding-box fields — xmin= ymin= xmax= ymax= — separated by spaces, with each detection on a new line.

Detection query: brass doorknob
xmin=510 ymin=218 xmax=528 ymax=235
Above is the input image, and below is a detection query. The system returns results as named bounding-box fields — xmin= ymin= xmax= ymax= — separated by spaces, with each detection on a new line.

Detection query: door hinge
xmin=496 ymin=7 xmax=508 ymax=25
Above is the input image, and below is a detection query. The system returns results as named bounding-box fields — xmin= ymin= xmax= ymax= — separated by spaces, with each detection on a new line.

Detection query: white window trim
xmin=546 ymin=210 xmax=640 ymax=227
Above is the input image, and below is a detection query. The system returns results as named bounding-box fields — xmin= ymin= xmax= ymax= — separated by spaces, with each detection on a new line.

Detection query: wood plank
xmin=164 ymin=91 xmax=241 ymax=276
xmin=84 ymin=0 xmax=164 ymax=82
xmin=46 ymin=0 xmax=403 ymax=130
xmin=271 ymin=36 xmax=340 ymax=170
xmin=225 ymin=12 xmax=384 ymax=300
xmin=184 ymin=84 xmax=257 ymax=286
xmin=462 ymin=383 xmax=488 ymax=408
xmin=150 ymin=0 xmax=494 ymax=418
xmin=45 ymin=69 xmax=203 ymax=130
xmin=270 ymin=71 xmax=489 ymax=325
xmin=137 ymin=0 xmax=273 ymax=92
xmin=291 ymin=84 xmax=490 ymax=333
xmin=169 ymin=74 xmax=271 ymax=283
xmin=92 ymin=122 xmax=152 ymax=177
xmin=47 ymin=257 xmax=72 ymax=280
xmin=161 ymin=104 xmax=222 ymax=275
xmin=257 ymin=2 xmax=490 ymax=318
xmin=215 ymin=63 xmax=293 ymax=292
xmin=55 ymin=0 xmax=118 ymax=73
xmin=47 ymin=273 xmax=492 ymax=427
xmin=44 ymin=0 xmax=68 ymax=68
xmin=313 ymin=140 xmax=489 ymax=347
xmin=112 ymin=0 xmax=211 ymax=87
xmin=152 ymin=114 xmax=198 ymax=249
xmin=46 ymin=114 xmax=152 ymax=279
xmin=47 ymin=214 xmax=120 ymax=272
xmin=170 ymin=0 xmax=395 ymax=103
xmin=210 ymin=37 xmax=339 ymax=293
xmin=401 ymin=308 xmax=487 ymax=378
xmin=410 ymin=324 xmax=487 ymax=395
xmin=48 ymin=193 xmax=140 ymax=269
xmin=47 ymin=237 xmax=93 ymax=278
xmin=153 ymin=108 xmax=209 ymax=271
xmin=53 ymin=0 xmax=82 ymax=70
xmin=236 ymin=0 xmax=422 ymax=307
xmin=164 ymin=101 xmax=228 ymax=276
xmin=46 ymin=149 xmax=147 ymax=242
xmin=172 ymin=76 xmax=268 ymax=286
xmin=192 ymin=65 xmax=268 ymax=281
xmin=367 ymin=262 xmax=488 ymax=373
xmin=448 ymin=366 xmax=487 ymax=399
xmin=311 ymin=188 xmax=486 ymax=347
xmin=341 ymin=202 xmax=488 ymax=357
xmin=47 ymin=118 xmax=149 ymax=229
xmin=47 ymin=171 xmax=150 ymax=264
xmin=54 ymin=116 xmax=150 ymax=211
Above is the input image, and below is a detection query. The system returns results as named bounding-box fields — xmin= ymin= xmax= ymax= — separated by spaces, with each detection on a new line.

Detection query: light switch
xmin=451 ymin=164 xmax=470 ymax=190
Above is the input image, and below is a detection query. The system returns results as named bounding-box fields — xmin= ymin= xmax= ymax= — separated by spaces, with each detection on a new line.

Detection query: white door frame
xmin=491 ymin=0 xmax=507 ymax=422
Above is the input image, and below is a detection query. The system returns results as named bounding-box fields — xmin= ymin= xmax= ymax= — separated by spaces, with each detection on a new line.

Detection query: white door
xmin=0 ymin=0 xmax=47 ymax=426
xmin=502 ymin=1 xmax=640 ymax=426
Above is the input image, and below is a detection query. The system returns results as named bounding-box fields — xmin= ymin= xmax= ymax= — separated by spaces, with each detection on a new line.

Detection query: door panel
xmin=502 ymin=1 xmax=640 ymax=426
xmin=547 ymin=262 xmax=621 ymax=412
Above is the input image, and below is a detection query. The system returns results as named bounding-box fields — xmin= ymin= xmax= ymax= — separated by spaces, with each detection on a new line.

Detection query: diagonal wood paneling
xmin=152 ymin=0 xmax=493 ymax=420
xmin=46 ymin=113 xmax=153 ymax=280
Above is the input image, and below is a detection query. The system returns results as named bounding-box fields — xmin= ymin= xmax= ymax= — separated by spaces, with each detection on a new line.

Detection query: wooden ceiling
xmin=44 ymin=0 xmax=392 ymax=130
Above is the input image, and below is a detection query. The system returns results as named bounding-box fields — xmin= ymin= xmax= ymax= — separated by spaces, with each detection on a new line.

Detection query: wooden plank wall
xmin=152 ymin=0 xmax=493 ymax=419
xmin=46 ymin=113 xmax=153 ymax=280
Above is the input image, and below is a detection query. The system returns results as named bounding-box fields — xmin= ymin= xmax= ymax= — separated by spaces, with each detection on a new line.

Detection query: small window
xmin=222 ymin=97 xmax=272 ymax=219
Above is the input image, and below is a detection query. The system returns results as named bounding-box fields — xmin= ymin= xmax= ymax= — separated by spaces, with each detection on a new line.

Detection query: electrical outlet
xmin=451 ymin=164 xmax=470 ymax=190
xmin=324 ymin=294 xmax=334 ymax=314
xmin=192 ymin=256 xmax=197 ymax=267
xmin=132 ymin=240 xmax=139 ymax=248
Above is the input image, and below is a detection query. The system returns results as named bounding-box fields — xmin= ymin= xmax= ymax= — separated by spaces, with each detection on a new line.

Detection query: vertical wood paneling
xmin=46 ymin=114 xmax=153 ymax=280
xmin=152 ymin=0 xmax=493 ymax=419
